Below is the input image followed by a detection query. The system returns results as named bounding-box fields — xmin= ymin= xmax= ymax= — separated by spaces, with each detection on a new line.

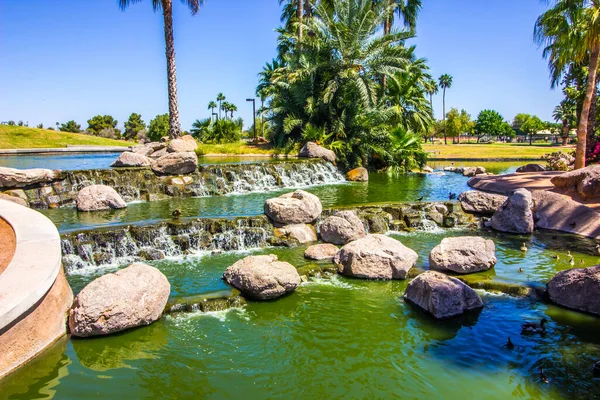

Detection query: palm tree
xmin=216 ymin=93 xmax=225 ymax=120
xmin=438 ymin=73 xmax=453 ymax=145
xmin=208 ymin=101 xmax=217 ymax=122
xmin=119 ymin=0 xmax=205 ymax=139
xmin=553 ymin=99 xmax=577 ymax=145
xmin=424 ymin=79 xmax=438 ymax=112
xmin=221 ymin=101 xmax=231 ymax=120
xmin=229 ymin=104 xmax=238 ymax=120
xmin=377 ymin=0 xmax=422 ymax=35
xmin=535 ymin=0 xmax=600 ymax=169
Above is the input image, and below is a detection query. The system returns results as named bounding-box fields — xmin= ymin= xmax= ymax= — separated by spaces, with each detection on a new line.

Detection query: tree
xmin=229 ymin=103 xmax=238 ymax=119
xmin=208 ymin=101 xmax=217 ymax=121
xmin=191 ymin=118 xmax=241 ymax=143
xmin=221 ymin=101 xmax=231 ymax=120
xmin=521 ymin=115 xmax=545 ymax=145
xmin=424 ymin=79 xmax=437 ymax=114
xmin=216 ymin=93 xmax=225 ymax=120
xmin=445 ymin=108 xmax=471 ymax=144
xmin=59 ymin=120 xmax=81 ymax=133
xmin=36 ymin=123 xmax=44 ymax=129
xmin=474 ymin=110 xmax=505 ymax=142
xmin=87 ymin=115 xmax=120 ymax=136
xmin=124 ymin=113 xmax=146 ymax=140
xmin=438 ymin=74 xmax=453 ymax=144
xmin=534 ymin=0 xmax=600 ymax=168
xmin=119 ymin=0 xmax=206 ymax=139
xmin=147 ymin=113 xmax=170 ymax=141
xmin=553 ymin=99 xmax=577 ymax=145
xmin=511 ymin=113 xmax=532 ymax=134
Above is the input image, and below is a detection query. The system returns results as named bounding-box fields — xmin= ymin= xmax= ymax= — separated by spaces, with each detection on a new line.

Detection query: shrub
xmin=59 ymin=120 xmax=81 ymax=133
xmin=190 ymin=118 xmax=241 ymax=143
xmin=147 ymin=114 xmax=170 ymax=142
xmin=542 ymin=151 xmax=575 ymax=171
xmin=87 ymin=115 xmax=120 ymax=137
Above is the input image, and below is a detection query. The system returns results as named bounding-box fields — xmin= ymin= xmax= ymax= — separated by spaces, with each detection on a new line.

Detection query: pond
xmin=3 ymin=229 xmax=600 ymax=399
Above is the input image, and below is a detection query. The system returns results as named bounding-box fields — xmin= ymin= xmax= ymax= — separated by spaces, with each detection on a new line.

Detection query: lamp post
xmin=246 ymin=98 xmax=256 ymax=140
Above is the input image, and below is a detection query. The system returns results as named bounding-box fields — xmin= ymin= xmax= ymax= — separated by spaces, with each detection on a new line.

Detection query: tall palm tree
xmin=216 ymin=93 xmax=225 ymax=120
xmin=535 ymin=0 xmax=600 ymax=169
xmin=378 ymin=0 xmax=422 ymax=35
xmin=221 ymin=101 xmax=231 ymax=120
xmin=229 ymin=104 xmax=238 ymax=119
xmin=119 ymin=0 xmax=205 ymax=139
xmin=424 ymin=79 xmax=438 ymax=115
xmin=438 ymin=73 xmax=453 ymax=145
xmin=208 ymin=100 xmax=217 ymax=122
xmin=553 ymin=99 xmax=577 ymax=145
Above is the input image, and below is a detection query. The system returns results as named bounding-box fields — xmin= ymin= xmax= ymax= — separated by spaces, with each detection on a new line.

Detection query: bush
xmin=124 ymin=113 xmax=146 ymax=140
xmin=147 ymin=114 xmax=170 ymax=142
xmin=87 ymin=115 xmax=120 ymax=137
xmin=59 ymin=120 xmax=81 ymax=133
xmin=191 ymin=118 xmax=242 ymax=143
xmin=542 ymin=151 xmax=575 ymax=171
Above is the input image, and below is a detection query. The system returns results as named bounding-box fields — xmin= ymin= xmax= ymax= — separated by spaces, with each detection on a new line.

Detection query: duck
xmin=416 ymin=196 xmax=424 ymax=201
xmin=596 ymin=244 xmax=600 ymax=256
xmin=539 ymin=367 xmax=549 ymax=384
xmin=518 ymin=267 xmax=524 ymax=273
xmin=580 ymin=259 xmax=585 ymax=265
xmin=552 ymin=254 xmax=560 ymax=261
xmin=520 ymin=243 xmax=528 ymax=252
xmin=172 ymin=209 xmax=182 ymax=219
xmin=506 ymin=337 xmax=515 ymax=350
xmin=521 ymin=318 xmax=548 ymax=335
xmin=448 ymin=192 xmax=457 ymax=200
xmin=569 ymin=258 xmax=575 ymax=266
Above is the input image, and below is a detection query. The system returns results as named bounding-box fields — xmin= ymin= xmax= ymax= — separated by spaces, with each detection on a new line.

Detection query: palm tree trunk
xmin=442 ymin=88 xmax=447 ymax=145
xmin=586 ymin=74 xmax=598 ymax=157
xmin=261 ymin=98 xmax=265 ymax=138
xmin=305 ymin=0 xmax=312 ymax=17
xmin=575 ymin=44 xmax=600 ymax=169
xmin=297 ymin=0 xmax=303 ymax=40
xmin=562 ymin=121 xmax=569 ymax=146
xmin=162 ymin=0 xmax=181 ymax=139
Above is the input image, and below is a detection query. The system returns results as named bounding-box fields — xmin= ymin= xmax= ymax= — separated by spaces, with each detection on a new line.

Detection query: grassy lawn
xmin=0 ymin=125 xmax=132 ymax=149
xmin=196 ymin=141 xmax=278 ymax=156
xmin=424 ymin=142 xmax=574 ymax=160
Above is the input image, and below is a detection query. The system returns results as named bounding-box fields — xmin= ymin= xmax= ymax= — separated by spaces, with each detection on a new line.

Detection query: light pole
xmin=246 ymin=98 xmax=256 ymax=140
xmin=212 ymin=112 xmax=218 ymax=123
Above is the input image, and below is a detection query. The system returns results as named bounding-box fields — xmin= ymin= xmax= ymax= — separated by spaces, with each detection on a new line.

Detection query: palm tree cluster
xmin=535 ymin=0 xmax=600 ymax=168
xmin=259 ymin=0 xmax=433 ymax=170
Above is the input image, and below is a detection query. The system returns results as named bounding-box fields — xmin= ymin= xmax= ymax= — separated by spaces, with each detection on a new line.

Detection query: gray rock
xmin=335 ymin=234 xmax=418 ymax=280
xmin=138 ymin=248 xmax=166 ymax=261
xmin=429 ymin=236 xmax=497 ymax=274
xmin=547 ymin=265 xmax=600 ymax=316
xmin=458 ymin=190 xmax=508 ymax=216
xmin=304 ymin=243 xmax=339 ymax=261
xmin=274 ymin=223 xmax=317 ymax=244
xmin=167 ymin=135 xmax=198 ymax=153
xmin=404 ymin=271 xmax=484 ymax=319
xmin=463 ymin=166 xmax=487 ymax=177
xmin=0 ymin=193 xmax=27 ymax=207
xmin=264 ymin=190 xmax=322 ymax=224
xmin=149 ymin=148 xmax=167 ymax=159
xmin=152 ymin=152 xmax=198 ymax=175
xmin=516 ymin=164 xmax=547 ymax=173
xmin=551 ymin=164 xmax=600 ymax=200
xmin=68 ymin=263 xmax=171 ymax=337
xmin=490 ymin=188 xmax=534 ymax=234
xmin=131 ymin=144 xmax=155 ymax=157
xmin=346 ymin=167 xmax=368 ymax=182
xmin=422 ymin=166 xmax=434 ymax=173
xmin=111 ymin=152 xmax=154 ymax=167
xmin=222 ymin=254 xmax=301 ymax=300
xmin=319 ymin=210 xmax=366 ymax=245
xmin=444 ymin=166 xmax=465 ymax=174
xmin=0 ymin=166 xmax=58 ymax=188
xmin=299 ymin=142 xmax=336 ymax=164
xmin=76 ymin=184 xmax=127 ymax=211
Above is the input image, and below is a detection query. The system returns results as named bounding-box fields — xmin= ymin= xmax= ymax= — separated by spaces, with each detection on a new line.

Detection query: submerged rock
xmin=304 ymin=243 xmax=339 ymax=261
xmin=404 ymin=270 xmax=484 ymax=319
xmin=335 ymin=234 xmax=418 ymax=280
xmin=222 ymin=254 xmax=301 ymax=300
xmin=299 ymin=142 xmax=336 ymax=164
xmin=264 ymin=190 xmax=322 ymax=224
xmin=68 ymin=263 xmax=171 ymax=337
xmin=111 ymin=151 xmax=154 ymax=167
xmin=444 ymin=166 xmax=464 ymax=174
xmin=76 ymin=184 xmax=127 ymax=211
xmin=346 ymin=167 xmax=368 ymax=182
xmin=138 ymin=248 xmax=166 ymax=261
xmin=0 ymin=166 xmax=58 ymax=188
xmin=547 ymin=265 xmax=600 ymax=316
xmin=274 ymin=223 xmax=318 ymax=245
xmin=516 ymin=163 xmax=547 ymax=173
xmin=458 ymin=190 xmax=507 ymax=216
xmin=429 ymin=236 xmax=496 ymax=274
xmin=319 ymin=210 xmax=366 ymax=245
xmin=463 ymin=166 xmax=487 ymax=177
xmin=490 ymin=188 xmax=534 ymax=234
xmin=152 ymin=151 xmax=198 ymax=175
xmin=551 ymin=164 xmax=600 ymax=200
xmin=167 ymin=135 xmax=198 ymax=153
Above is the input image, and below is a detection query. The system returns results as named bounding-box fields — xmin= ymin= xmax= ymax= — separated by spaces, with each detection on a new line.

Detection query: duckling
xmin=580 ymin=259 xmax=585 ymax=265
xmin=539 ymin=367 xmax=549 ymax=384
xmin=172 ymin=209 xmax=182 ymax=219
xmin=506 ymin=337 xmax=515 ymax=350
xmin=553 ymin=254 xmax=560 ymax=261
xmin=518 ymin=268 xmax=524 ymax=273
xmin=596 ymin=244 xmax=600 ymax=256
xmin=521 ymin=318 xmax=548 ymax=335
xmin=569 ymin=258 xmax=575 ymax=266
xmin=520 ymin=243 xmax=528 ymax=252
xmin=416 ymin=196 xmax=424 ymax=201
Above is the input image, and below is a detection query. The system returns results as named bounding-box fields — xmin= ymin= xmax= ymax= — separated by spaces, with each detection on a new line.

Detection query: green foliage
xmin=475 ymin=110 xmax=506 ymax=137
xmin=147 ymin=114 xmax=170 ymax=142
xmin=445 ymin=108 xmax=472 ymax=138
xmin=36 ymin=123 xmax=44 ymax=129
xmin=6 ymin=121 xmax=15 ymax=126
xmin=124 ymin=113 xmax=146 ymax=140
xmin=87 ymin=115 xmax=120 ymax=136
xmin=511 ymin=113 xmax=531 ymax=133
xmin=520 ymin=115 xmax=545 ymax=135
xmin=59 ymin=120 xmax=81 ymax=133
xmin=191 ymin=118 xmax=242 ymax=143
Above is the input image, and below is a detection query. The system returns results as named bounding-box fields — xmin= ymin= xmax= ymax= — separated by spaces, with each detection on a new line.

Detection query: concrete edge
xmin=0 ymin=146 xmax=130 ymax=155
xmin=0 ymin=200 xmax=62 ymax=331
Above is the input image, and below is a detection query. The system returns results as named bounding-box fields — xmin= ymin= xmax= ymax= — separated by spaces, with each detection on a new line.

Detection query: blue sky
xmin=0 ymin=0 xmax=562 ymax=130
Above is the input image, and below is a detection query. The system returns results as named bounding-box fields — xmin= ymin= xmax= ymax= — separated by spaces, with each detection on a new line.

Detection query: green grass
xmin=196 ymin=141 xmax=278 ymax=156
xmin=0 ymin=125 xmax=132 ymax=149
xmin=424 ymin=142 xmax=574 ymax=160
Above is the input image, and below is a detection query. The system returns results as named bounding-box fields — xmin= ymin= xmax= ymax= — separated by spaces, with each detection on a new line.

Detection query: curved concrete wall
xmin=0 ymin=199 xmax=73 ymax=379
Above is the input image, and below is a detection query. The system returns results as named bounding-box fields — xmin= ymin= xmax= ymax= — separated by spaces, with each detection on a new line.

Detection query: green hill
xmin=0 ymin=125 xmax=132 ymax=149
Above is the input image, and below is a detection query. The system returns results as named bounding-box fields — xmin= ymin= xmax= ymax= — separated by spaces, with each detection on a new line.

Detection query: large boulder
xmin=404 ymin=271 xmax=484 ymax=319
xmin=444 ymin=166 xmax=465 ymax=174
xmin=551 ymin=165 xmax=600 ymax=200
xmin=222 ymin=255 xmax=301 ymax=300
xmin=463 ymin=166 xmax=487 ymax=177
xmin=346 ymin=167 xmax=368 ymax=182
xmin=0 ymin=167 xmax=58 ymax=188
xmin=319 ymin=210 xmax=366 ymax=245
xmin=429 ymin=236 xmax=497 ymax=274
xmin=131 ymin=144 xmax=155 ymax=157
xmin=458 ymin=190 xmax=507 ymax=216
xmin=298 ymin=142 xmax=336 ymax=164
xmin=110 ymin=151 xmax=154 ymax=167
xmin=68 ymin=263 xmax=171 ymax=337
xmin=334 ymin=234 xmax=418 ymax=280
xmin=167 ymin=135 xmax=198 ymax=153
xmin=516 ymin=163 xmax=547 ymax=173
xmin=0 ymin=193 xmax=27 ymax=207
xmin=264 ymin=190 xmax=322 ymax=224
xmin=274 ymin=223 xmax=317 ymax=244
xmin=490 ymin=188 xmax=534 ymax=234
xmin=151 ymin=151 xmax=198 ymax=175
xmin=76 ymin=184 xmax=127 ymax=211
xmin=547 ymin=265 xmax=600 ymax=316
xmin=304 ymin=243 xmax=339 ymax=261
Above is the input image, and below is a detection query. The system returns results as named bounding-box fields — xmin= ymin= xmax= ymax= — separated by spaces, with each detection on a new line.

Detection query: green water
xmin=3 ymin=228 xmax=600 ymax=399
